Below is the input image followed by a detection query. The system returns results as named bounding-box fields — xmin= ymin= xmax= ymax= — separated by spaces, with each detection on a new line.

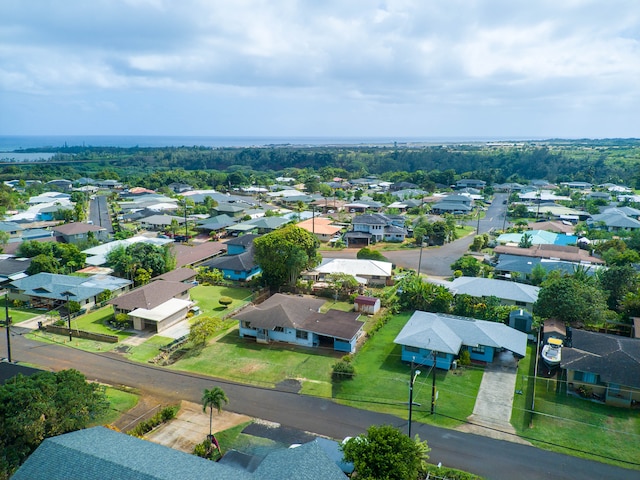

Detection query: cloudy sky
xmin=1 ymin=0 xmax=639 ymax=139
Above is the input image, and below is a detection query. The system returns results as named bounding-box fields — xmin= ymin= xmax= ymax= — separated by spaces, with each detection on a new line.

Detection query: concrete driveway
xmin=457 ymin=350 xmax=531 ymax=445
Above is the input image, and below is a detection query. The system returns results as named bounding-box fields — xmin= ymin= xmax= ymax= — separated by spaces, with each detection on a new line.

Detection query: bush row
xmin=127 ymin=405 xmax=178 ymax=437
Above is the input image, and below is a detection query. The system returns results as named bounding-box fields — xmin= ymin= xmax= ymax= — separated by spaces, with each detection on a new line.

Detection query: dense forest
xmin=4 ymin=139 xmax=640 ymax=191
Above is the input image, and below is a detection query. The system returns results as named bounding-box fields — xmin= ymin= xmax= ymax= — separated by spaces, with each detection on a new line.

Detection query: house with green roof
xmin=8 ymin=272 xmax=132 ymax=310
xmin=12 ymin=426 xmax=347 ymax=480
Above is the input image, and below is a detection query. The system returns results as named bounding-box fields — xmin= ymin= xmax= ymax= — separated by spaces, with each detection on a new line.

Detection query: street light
xmin=408 ymin=361 xmax=422 ymax=437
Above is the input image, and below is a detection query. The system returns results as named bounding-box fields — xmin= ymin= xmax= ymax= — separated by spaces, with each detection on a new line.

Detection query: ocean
xmin=0 ymin=135 xmax=503 ymax=152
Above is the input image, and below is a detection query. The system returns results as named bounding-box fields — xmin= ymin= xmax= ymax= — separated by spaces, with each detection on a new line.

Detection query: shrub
xmin=219 ymin=296 xmax=233 ymax=308
xmin=332 ymin=359 xmax=355 ymax=381
xmin=127 ymin=405 xmax=179 ymax=437
xmin=458 ymin=350 xmax=471 ymax=366
xmin=112 ymin=313 xmax=131 ymax=329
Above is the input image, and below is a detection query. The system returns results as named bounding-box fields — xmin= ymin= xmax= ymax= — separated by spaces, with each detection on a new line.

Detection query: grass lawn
xmin=25 ymin=329 xmax=122 ymax=353
xmin=0 ymin=298 xmax=40 ymax=323
xmin=190 ymin=285 xmax=253 ymax=318
xmin=512 ymin=344 xmax=640 ymax=470
xmin=333 ymin=312 xmax=484 ymax=428
xmin=91 ymin=387 xmax=139 ymax=426
xmin=71 ymin=306 xmax=134 ymax=341
xmin=126 ymin=335 xmax=174 ymax=363
xmin=319 ymin=300 xmax=354 ymax=313
xmin=169 ymin=327 xmax=338 ymax=396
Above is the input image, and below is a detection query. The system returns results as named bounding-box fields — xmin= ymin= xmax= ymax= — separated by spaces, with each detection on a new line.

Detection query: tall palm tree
xmin=202 ymin=387 xmax=229 ymax=439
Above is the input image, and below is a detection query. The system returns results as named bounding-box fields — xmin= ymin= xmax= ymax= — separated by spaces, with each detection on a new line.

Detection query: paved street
xmin=4 ymin=331 xmax=634 ymax=480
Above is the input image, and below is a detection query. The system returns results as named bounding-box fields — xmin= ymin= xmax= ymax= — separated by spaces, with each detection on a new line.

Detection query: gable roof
xmin=109 ymin=281 xmax=193 ymax=311
xmin=171 ymin=241 xmax=226 ymax=268
xmin=315 ymin=258 xmax=392 ymax=278
xmin=297 ymin=310 xmax=364 ymax=341
xmin=225 ymin=233 xmax=260 ymax=248
xmin=561 ymin=329 xmax=640 ymax=388
xmin=234 ymin=294 xmax=325 ymax=330
xmin=51 ymin=222 xmax=106 ymax=235
xmin=436 ymin=277 xmax=540 ymax=304
xmin=394 ymin=311 xmax=527 ymax=357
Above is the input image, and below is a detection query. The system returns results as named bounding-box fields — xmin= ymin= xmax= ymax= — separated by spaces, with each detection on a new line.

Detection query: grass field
xmin=512 ymin=344 xmax=640 ymax=470
xmin=126 ymin=335 xmax=174 ymax=363
xmin=90 ymin=386 xmax=139 ymax=427
xmin=189 ymin=285 xmax=253 ymax=318
xmin=71 ymin=306 xmax=134 ymax=341
xmin=0 ymin=298 xmax=40 ymax=323
xmin=333 ymin=312 xmax=484 ymax=428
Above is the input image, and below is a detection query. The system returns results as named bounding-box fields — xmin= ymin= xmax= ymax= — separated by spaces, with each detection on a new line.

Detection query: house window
xmin=515 ymin=301 xmax=526 ymax=307
xmin=296 ymin=330 xmax=308 ymax=340
xmin=242 ymin=321 xmax=252 ymax=329
xmin=405 ymin=346 xmax=420 ymax=353
xmin=436 ymin=352 xmax=448 ymax=359
xmin=273 ymin=326 xmax=284 ymax=332
xmin=471 ymin=345 xmax=485 ymax=354
xmin=573 ymin=371 xmax=598 ymax=384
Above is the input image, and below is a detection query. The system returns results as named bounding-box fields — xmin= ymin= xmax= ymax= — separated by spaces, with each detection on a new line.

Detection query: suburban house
xmin=493 ymin=254 xmax=601 ymax=282
xmin=12 ymin=426 xmax=348 ymax=480
xmin=354 ymin=295 xmax=381 ymax=314
xmin=493 ymin=244 xmax=605 ymax=265
xmin=562 ymin=329 xmax=640 ymax=408
xmin=304 ymin=258 xmax=394 ymax=287
xmin=344 ymin=213 xmax=407 ymax=246
xmin=394 ymin=311 xmax=527 ymax=370
xmin=8 ymin=273 xmax=132 ymax=311
xmin=108 ymin=280 xmax=194 ymax=333
xmin=0 ymin=221 xmax=24 ymax=240
xmin=296 ymin=217 xmax=343 ymax=242
xmin=430 ymin=194 xmax=473 ymax=215
xmin=0 ymin=255 xmax=31 ymax=285
xmin=587 ymin=208 xmax=640 ymax=232
xmin=51 ymin=222 xmax=109 ymax=244
xmin=495 ymin=230 xmax=579 ymax=246
xmin=138 ymin=214 xmax=186 ymax=231
xmin=200 ymin=234 xmax=261 ymax=281
xmin=154 ymin=267 xmax=197 ymax=284
xmin=170 ymin=241 xmax=226 ymax=268
xmin=456 ymin=179 xmax=486 ymax=189
xmin=82 ymin=236 xmax=174 ymax=266
xmin=430 ymin=277 xmax=540 ymax=311
xmin=226 ymin=217 xmax=291 ymax=236
xmin=235 ymin=294 xmax=364 ymax=353
xmin=197 ymin=214 xmax=237 ymax=235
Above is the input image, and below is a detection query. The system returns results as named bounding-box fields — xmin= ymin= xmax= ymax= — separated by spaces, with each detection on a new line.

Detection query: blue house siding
xmin=227 ymin=244 xmax=246 ymax=255
xmin=239 ymin=325 xmax=314 ymax=347
xmin=467 ymin=345 xmax=495 ymax=363
xmin=221 ymin=265 xmax=261 ymax=281
xmin=400 ymin=347 xmax=453 ymax=369
xmin=334 ymin=339 xmax=354 ymax=353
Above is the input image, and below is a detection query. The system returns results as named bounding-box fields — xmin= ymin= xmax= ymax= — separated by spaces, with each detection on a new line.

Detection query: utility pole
xmin=4 ymin=291 xmax=11 ymax=362
xmin=431 ymin=349 xmax=437 ymax=415
xmin=66 ymin=293 xmax=72 ymax=342
xmin=476 ymin=207 xmax=481 ymax=234
xmin=183 ymin=199 xmax=189 ymax=242
xmin=408 ymin=360 xmax=421 ymax=438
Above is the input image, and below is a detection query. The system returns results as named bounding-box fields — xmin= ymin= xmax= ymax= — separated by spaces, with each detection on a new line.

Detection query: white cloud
xmin=0 ymin=0 xmax=638 ymax=136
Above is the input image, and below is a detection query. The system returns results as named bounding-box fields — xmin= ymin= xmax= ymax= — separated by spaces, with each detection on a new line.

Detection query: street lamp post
xmin=408 ymin=361 xmax=422 ymax=437
xmin=4 ymin=291 xmax=11 ymax=362
xmin=66 ymin=293 xmax=72 ymax=342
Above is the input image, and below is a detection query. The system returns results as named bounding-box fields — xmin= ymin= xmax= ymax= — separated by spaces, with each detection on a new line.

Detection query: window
xmin=242 ymin=321 xmax=252 ymax=329
xmin=437 ymin=352 xmax=448 ymax=359
xmin=273 ymin=326 xmax=284 ymax=332
xmin=515 ymin=301 xmax=526 ymax=307
xmin=405 ymin=346 xmax=420 ymax=353
xmin=471 ymin=345 xmax=485 ymax=354
xmin=573 ymin=371 xmax=598 ymax=384
xmin=296 ymin=330 xmax=308 ymax=340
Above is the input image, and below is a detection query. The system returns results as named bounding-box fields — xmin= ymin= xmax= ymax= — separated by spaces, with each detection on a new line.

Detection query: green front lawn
xmin=71 ymin=306 xmax=134 ymax=340
xmin=0 ymin=298 xmax=40 ymax=323
xmin=334 ymin=312 xmax=484 ymax=428
xmin=512 ymin=344 xmax=640 ymax=470
xmin=189 ymin=285 xmax=253 ymax=318
xmin=126 ymin=335 xmax=174 ymax=363
xmin=91 ymin=387 xmax=139 ymax=426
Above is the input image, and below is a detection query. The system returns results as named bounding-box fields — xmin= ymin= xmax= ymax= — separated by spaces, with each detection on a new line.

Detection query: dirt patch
xmin=237 ymin=362 xmax=263 ymax=375
xmin=146 ymin=400 xmax=251 ymax=453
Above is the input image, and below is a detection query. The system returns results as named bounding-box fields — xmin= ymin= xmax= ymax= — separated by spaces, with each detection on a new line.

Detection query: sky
xmin=1 ymin=0 xmax=639 ymax=139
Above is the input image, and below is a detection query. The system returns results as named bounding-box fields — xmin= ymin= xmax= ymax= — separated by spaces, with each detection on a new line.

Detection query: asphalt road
xmin=5 ymin=332 xmax=635 ymax=480
xmin=89 ymin=194 xmax=114 ymax=233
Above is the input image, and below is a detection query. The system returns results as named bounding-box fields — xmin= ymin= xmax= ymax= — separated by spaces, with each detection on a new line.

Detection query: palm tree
xmin=202 ymin=387 xmax=229 ymax=439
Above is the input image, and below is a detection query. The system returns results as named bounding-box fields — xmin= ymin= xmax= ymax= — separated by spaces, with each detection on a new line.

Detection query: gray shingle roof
xmin=12 ymin=426 xmax=252 ymax=480
xmin=253 ymin=441 xmax=347 ymax=479
xmin=202 ymin=249 xmax=257 ymax=273
xmin=10 ymin=273 xmax=130 ymax=302
xmin=394 ymin=311 xmax=527 ymax=357
xmin=441 ymin=277 xmax=540 ymax=304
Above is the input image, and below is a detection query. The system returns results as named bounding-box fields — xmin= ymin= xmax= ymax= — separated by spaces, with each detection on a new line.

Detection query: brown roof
xmin=109 ymin=280 xmax=193 ymax=311
xmin=52 ymin=222 xmax=106 ymax=235
xmin=355 ymin=295 xmax=379 ymax=306
xmin=171 ymin=241 xmax=226 ymax=268
xmin=544 ymin=319 xmax=566 ymax=337
xmin=296 ymin=218 xmax=343 ymax=236
xmin=494 ymin=244 xmax=604 ymax=264
xmin=234 ymin=293 xmax=363 ymax=341
xmin=527 ymin=221 xmax=575 ymax=234
xmin=154 ymin=268 xmax=196 ymax=283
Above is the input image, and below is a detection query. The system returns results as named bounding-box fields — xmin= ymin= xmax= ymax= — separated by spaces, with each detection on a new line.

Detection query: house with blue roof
xmin=12 ymin=426 xmax=348 ymax=480
xmin=8 ymin=272 xmax=132 ymax=310
xmin=394 ymin=311 xmax=527 ymax=369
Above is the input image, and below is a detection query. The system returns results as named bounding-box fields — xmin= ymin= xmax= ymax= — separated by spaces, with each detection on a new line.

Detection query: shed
xmin=354 ymin=295 xmax=381 ymax=314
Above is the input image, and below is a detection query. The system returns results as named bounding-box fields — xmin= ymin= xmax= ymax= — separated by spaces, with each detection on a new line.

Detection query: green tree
xmin=450 ymin=256 xmax=481 ymax=277
xmin=26 ymin=253 xmax=60 ymax=275
xmin=397 ymin=274 xmax=453 ymax=313
xmin=341 ymin=424 xmax=429 ymax=480
xmin=188 ymin=316 xmax=221 ymax=348
xmin=356 ymin=247 xmax=388 ymax=262
xmin=254 ymin=224 xmax=320 ymax=290
xmin=326 ymin=273 xmax=359 ymax=300
xmin=0 ymin=369 xmax=108 ymax=478
xmin=518 ymin=232 xmax=533 ymax=248
xmin=534 ymin=273 xmax=609 ymax=327
xmin=599 ymin=264 xmax=638 ymax=311
xmin=529 ymin=263 xmax=547 ymax=286
xmin=201 ymin=387 xmax=229 ymax=440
